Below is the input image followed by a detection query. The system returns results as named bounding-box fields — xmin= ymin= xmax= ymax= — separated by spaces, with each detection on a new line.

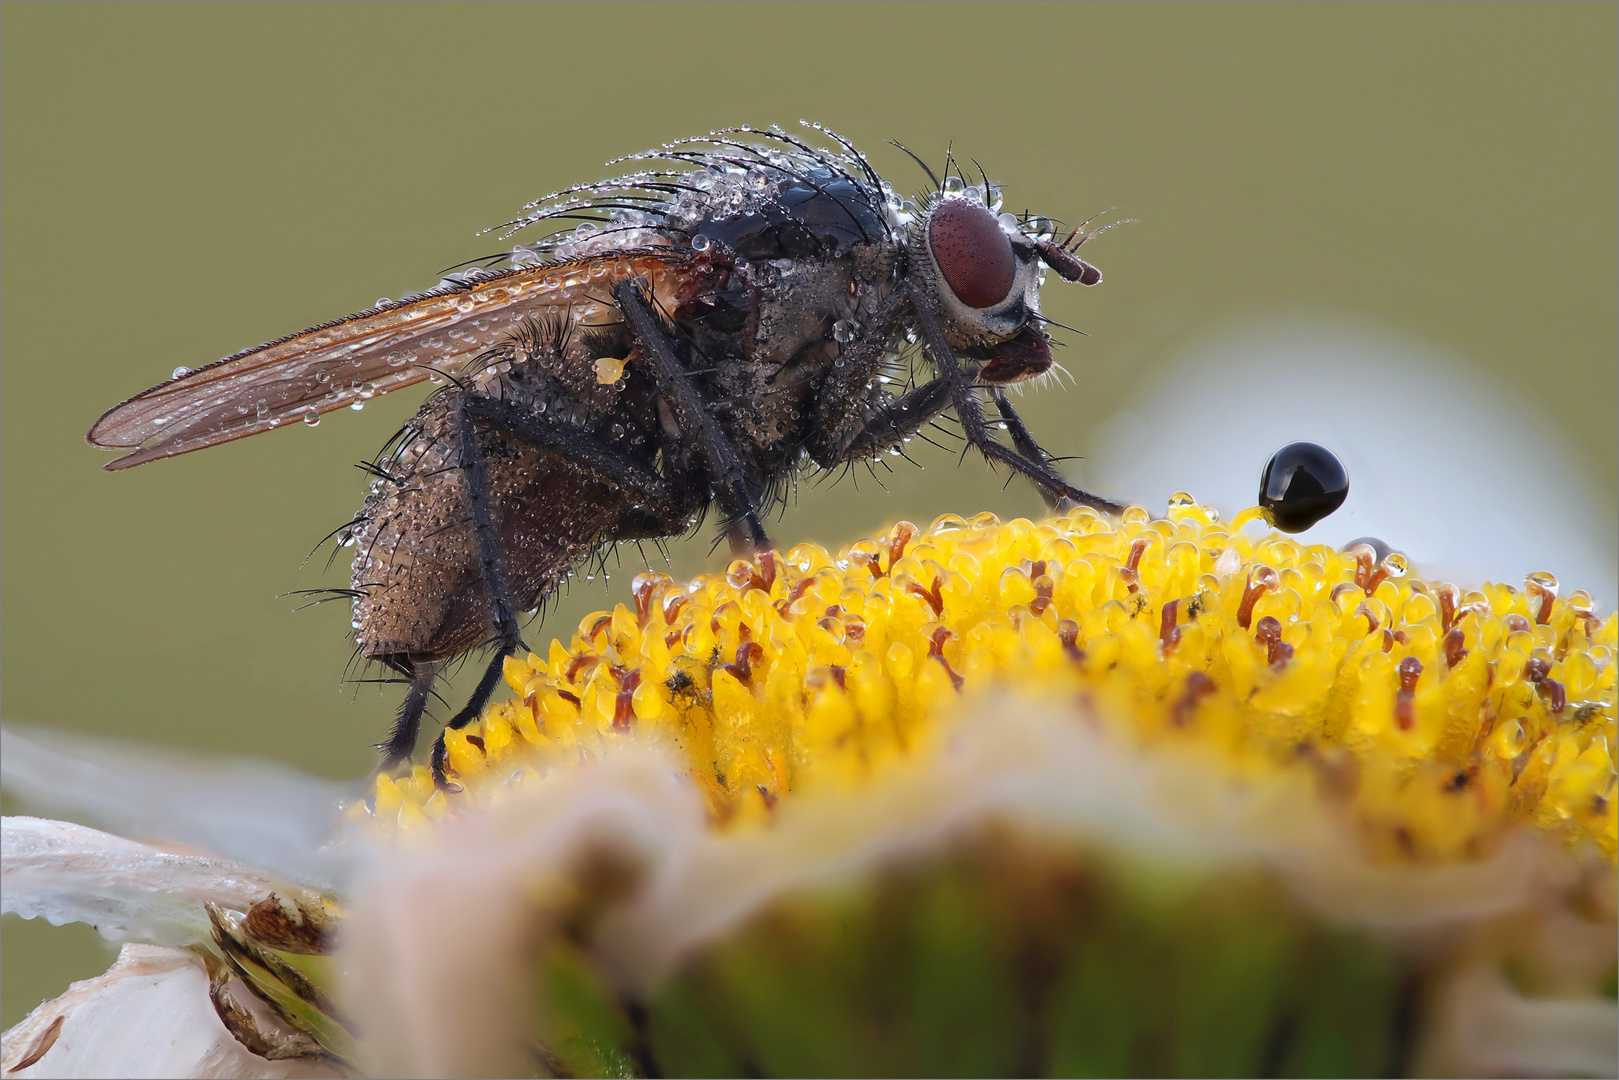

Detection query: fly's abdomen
xmin=349 ymin=393 xmax=623 ymax=661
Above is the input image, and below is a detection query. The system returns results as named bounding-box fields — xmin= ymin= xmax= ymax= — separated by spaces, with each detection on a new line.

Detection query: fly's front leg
xmin=990 ymin=390 xmax=1084 ymax=512
xmin=907 ymin=283 xmax=1124 ymax=515
xmin=809 ymin=377 xmax=953 ymax=466
xmin=613 ymin=278 xmax=771 ymax=551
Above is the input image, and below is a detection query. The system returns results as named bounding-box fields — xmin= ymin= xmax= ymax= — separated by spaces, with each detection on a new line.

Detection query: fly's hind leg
xmin=419 ymin=400 xmax=533 ymax=790
xmin=378 ymin=658 xmax=437 ymax=771
xmin=426 ymin=392 xmax=697 ymax=789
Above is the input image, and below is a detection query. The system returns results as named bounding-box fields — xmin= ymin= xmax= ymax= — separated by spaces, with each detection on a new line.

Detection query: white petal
xmin=3 ymin=818 xmax=295 ymax=946
xmin=0 ymin=943 xmax=340 ymax=1079
xmin=0 ymin=725 xmax=358 ymax=890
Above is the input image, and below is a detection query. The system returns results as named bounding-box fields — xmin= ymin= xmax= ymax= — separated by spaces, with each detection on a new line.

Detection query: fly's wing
xmin=87 ymin=252 xmax=714 ymax=470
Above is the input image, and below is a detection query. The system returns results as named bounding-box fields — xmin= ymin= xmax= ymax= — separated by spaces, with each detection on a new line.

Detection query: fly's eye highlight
xmin=928 ymin=198 xmax=1016 ymax=309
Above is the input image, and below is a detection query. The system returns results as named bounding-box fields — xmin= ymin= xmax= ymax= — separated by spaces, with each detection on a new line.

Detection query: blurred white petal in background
xmin=1083 ymin=315 xmax=1617 ymax=609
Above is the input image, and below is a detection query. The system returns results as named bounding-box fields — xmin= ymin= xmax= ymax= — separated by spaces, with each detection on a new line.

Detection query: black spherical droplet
xmin=1258 ymin=442 xmax=1349 ymax=533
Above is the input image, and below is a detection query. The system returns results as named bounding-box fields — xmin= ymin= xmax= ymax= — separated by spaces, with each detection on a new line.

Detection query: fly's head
xmin=908 ymin=190 xmax=1109 ymax=387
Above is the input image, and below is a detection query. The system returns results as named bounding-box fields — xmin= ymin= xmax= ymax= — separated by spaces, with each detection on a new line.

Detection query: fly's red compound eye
xmin=928 ymin=199 xmax=1016 ymax=308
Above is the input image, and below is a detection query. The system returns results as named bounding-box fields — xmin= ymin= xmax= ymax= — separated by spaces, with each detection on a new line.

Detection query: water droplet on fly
xmin=1380 ymin=552 xmax=1409 ymax=578
xmin=376 ymin=297 xmax=392 ymax=308
xmin=153 ymin=417 xmax=167 ymax=426
xmin=1167 ymin=491 xmax=1197 ymax=510
xmin=303 ymin=411 xmax=321 ymax=427
xmin=255 ymin=401 xmax=270 ymax=419
xmin=350 ymin=400 xmax=365 ymax=411
xmin=358 ymin=382 xmax=377 ymax=399
xmin=1258 ymin=441 xmax=1348 ymax=533
xmin=429 ymin=371 xmax=446 ymax=386
xmin=690 ymin=234 xmax=711 ymax=252
xmin=833 ymin=319 xmax=858 ymax=343
xmin=942 ymin=176 xmax=966 ymax=195
xmin=171 ymin=366 xmax=192 ymax=380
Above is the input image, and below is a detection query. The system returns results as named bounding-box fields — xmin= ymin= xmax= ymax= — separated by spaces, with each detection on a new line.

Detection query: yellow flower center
xmin=363 ymin=502 xmax=1616 ymax=862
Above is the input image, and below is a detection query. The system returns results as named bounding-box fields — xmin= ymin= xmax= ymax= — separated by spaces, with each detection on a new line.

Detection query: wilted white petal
xmin=0 ymin=725 xmax=356 ymax=889
xmin=3 ymin=817 xmax=302 ymax=946
xmin=343 ymin=749 xmax=703 ymax=1078
xmin=0 ymin=943 xmax=340 ymax=1079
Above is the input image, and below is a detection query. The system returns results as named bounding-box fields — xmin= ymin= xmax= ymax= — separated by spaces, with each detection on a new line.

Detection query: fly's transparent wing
xmin=87 ymin=253 xmax=702 ymax=470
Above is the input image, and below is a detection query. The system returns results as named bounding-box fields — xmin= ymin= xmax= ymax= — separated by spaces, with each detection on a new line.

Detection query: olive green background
xmin=3 ymin=2 xmax=1614 ymax=1029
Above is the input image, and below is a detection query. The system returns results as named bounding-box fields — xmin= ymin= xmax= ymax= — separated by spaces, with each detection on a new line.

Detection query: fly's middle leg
xmin=613 ymin=278 xmax=772 ymax=552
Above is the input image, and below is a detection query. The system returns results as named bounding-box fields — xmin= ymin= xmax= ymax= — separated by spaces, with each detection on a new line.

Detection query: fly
xmin=87 ymin=122 xmax=1124 ymax=787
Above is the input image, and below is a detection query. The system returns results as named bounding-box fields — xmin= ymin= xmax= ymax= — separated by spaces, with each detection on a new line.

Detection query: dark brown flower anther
xmin=1349 ymin=544 xmax=1378 ymax=591
xmin=1254 ymin=615 xmax=1293 ymax=668
xmin=928 ymin=625 xmax=965 ymax=691
xmin=1395 ymin=656 xmax=1422 ymax=731
xmin=1238 ymin=566 xmax=1279 ymax=629
xmin=1443 ymin=628 xmax=1469 ymax=668
xmin=849 ymin=551 xmax=884 ymax=580
xmin=758 ymin=549 xmax=780 ymax=591
xmin=1171 ymin=671 xmax=1217 ymax=728
xmin=1525 ymin=572 xmax=1559 ymax=625
xmin=1126 ymin=536 xmax=1153 ymax=574
xmin=1058 ymin=619 xmax=1086 ymax=663
xmin=1159 ymin=599 xmax=1180 ymax=645
xmin=908 ymin=576 xmax=946 ymax=616
xmin=1436 ymin=583 xmax=1460 ymax=631
xmin=886 ymin=521 xmax=918 ymax=571
xmin=1030 ymin=574 xmax=1055 ymax=617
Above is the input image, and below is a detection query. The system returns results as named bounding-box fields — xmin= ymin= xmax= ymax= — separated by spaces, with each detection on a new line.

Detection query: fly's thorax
xmin=697 ymin=244 xmax=899 ymax=452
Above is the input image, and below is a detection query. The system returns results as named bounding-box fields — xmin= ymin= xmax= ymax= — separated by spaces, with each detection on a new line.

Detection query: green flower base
xmin=525 ymin=836 xmax=1410 ymax=1078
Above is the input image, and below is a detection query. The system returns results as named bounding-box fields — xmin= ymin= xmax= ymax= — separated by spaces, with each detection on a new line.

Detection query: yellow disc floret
xmin=364 ymin=502 xmax=1616 ymax=862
